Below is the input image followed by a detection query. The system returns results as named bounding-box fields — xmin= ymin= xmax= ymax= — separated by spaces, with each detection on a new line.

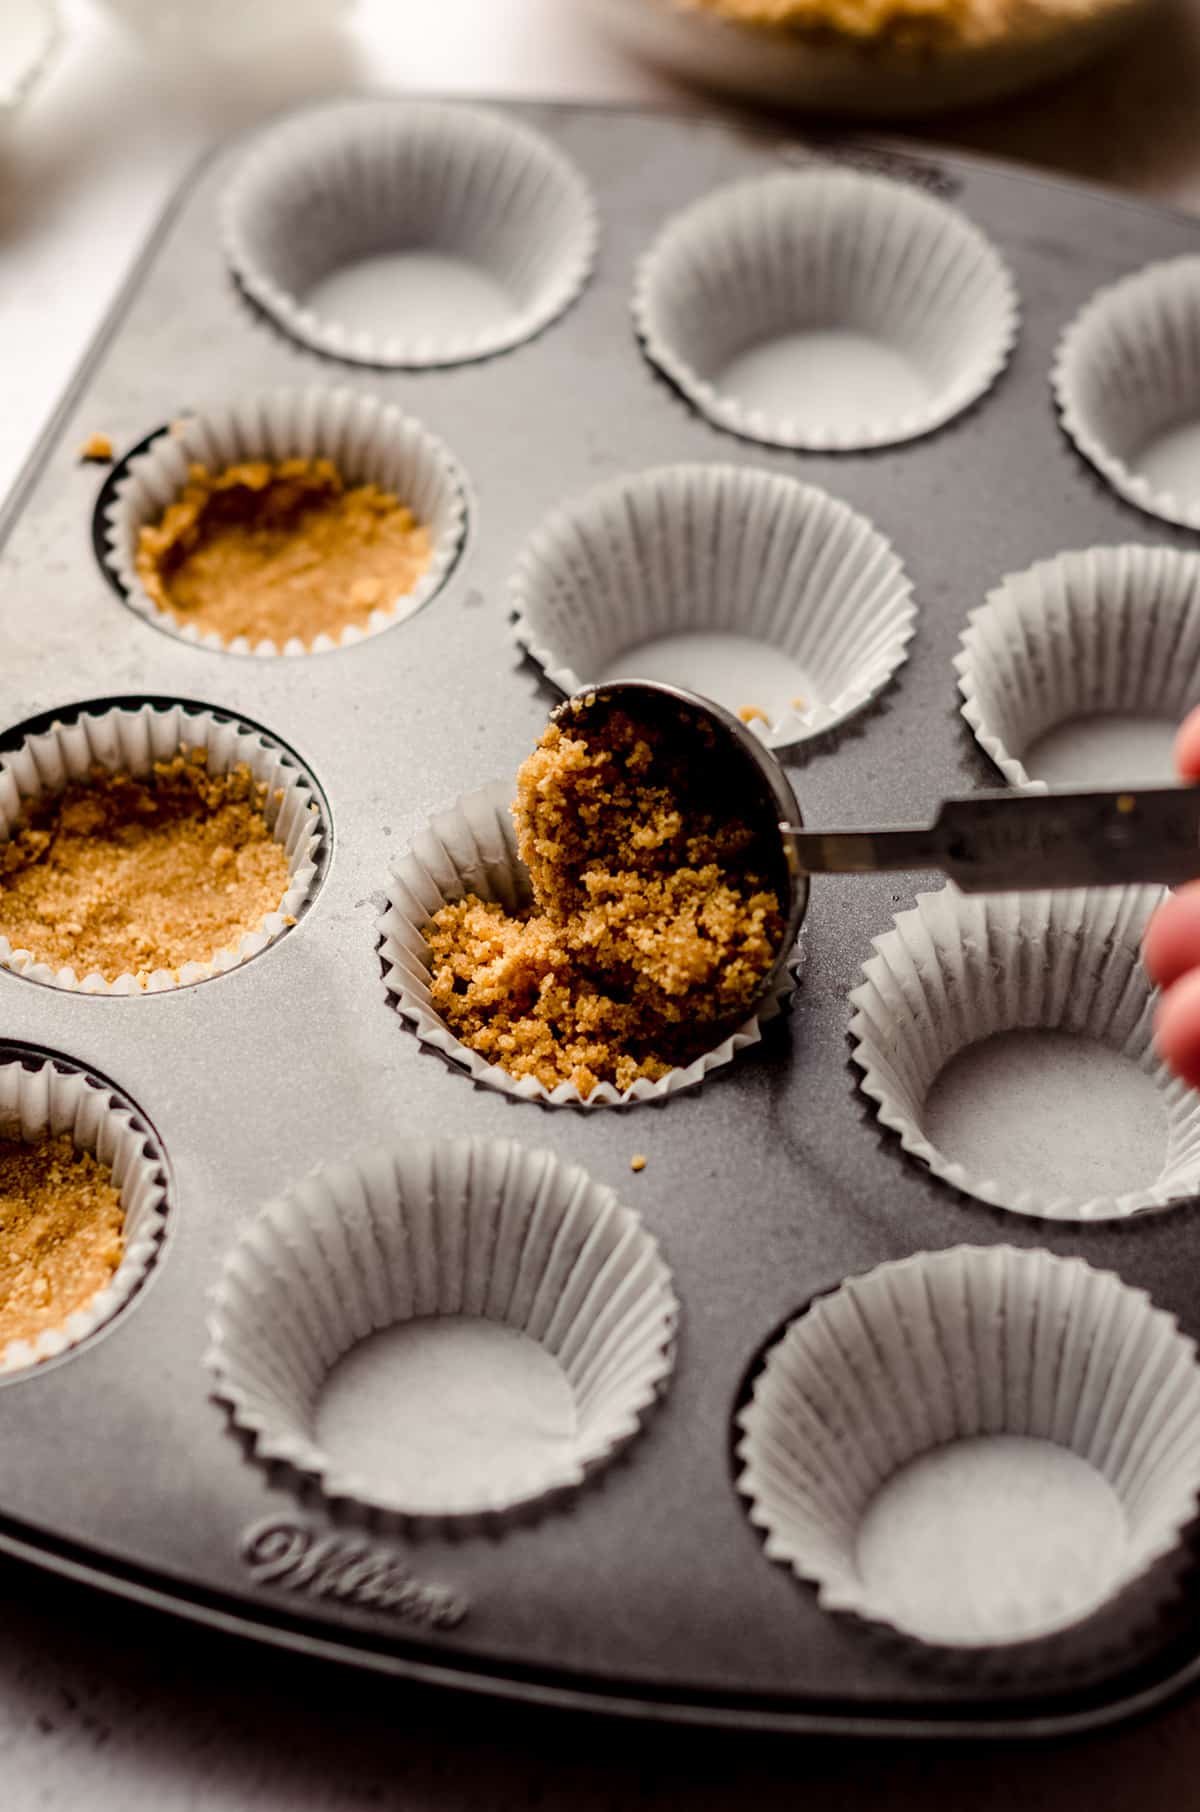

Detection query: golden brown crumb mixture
xmin=135 ymin=457 xmax=432 ymax=647
xmin=0 ymin=753 xmax=290 ymax=983
xmin=424 ymin=709 xmax=783 ymax=1096
xmin=0 ymin=1134 xmax=123 ymax=1349
xmin=79 ymin=432 xmax=113 ymax=463
xmin=680 ymin=0 xmax=1112 ymax=47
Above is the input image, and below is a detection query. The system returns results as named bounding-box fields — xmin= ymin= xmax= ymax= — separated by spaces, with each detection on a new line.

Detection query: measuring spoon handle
xmin=784 ymin=786 xmax=1200 ymax=892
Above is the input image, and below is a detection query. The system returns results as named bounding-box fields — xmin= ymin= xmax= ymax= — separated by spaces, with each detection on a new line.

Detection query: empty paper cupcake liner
xmin=1055 ymin=258 xmax=1200 ymax=531
xmin=634 ymin=167 xmax=1018 ymax=451
xmin=510 ymin=464 xmax=915 ymax=749
xmin=0 ymin=1052 xmax=168 ymax=1375
xmin=221 ymin=98 xmax=597 ymax=368
xmin=957 ymin=544 xmax=1200 ymax=790
xmin=207 ymin=1136 xmax=678 ymax=1527
xmin=849 ymin=884 xmax=1200 ymax=1221
xmin=377 ymin=779 xmax=798 ymax=1108
xmin=737 ymin=1244 xmax=1200 ymax=1658
xmin=104 ymin=387 xmax=466 ymax=657
xmin=0 ymin=701 xmax=323 ymax=994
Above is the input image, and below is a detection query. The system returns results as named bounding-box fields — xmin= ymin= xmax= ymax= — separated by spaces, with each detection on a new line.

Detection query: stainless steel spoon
xmin=552 ymin=680 xmax=1200 ymax=1028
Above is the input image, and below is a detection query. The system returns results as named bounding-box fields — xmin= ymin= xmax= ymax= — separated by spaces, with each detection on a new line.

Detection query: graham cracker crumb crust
xmin=135 ymin=457 xmax=432 ymax=648
xmin=0 ymin=751 xmax=290 ymax=984
xmin=0 ymin=1134 xmax=123 ymax=1349
xmin=424 ymin=707 xmax=783 ymax=1097
xmin=79 ymin=432 xmax=113 ymax=463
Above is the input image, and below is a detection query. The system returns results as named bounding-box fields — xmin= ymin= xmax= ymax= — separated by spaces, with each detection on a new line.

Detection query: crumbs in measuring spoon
xmin=422 ymin=706 xmax=783 ymax=1098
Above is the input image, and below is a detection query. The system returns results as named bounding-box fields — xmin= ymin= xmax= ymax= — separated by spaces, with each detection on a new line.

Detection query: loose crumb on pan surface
xmin=0 ymin=752 xmax=290 ymax=983
xmin=679 ymin=0 xmax=1119 ymax=46
xmin=0 ymin=1134 xmax=123 ymax=1349
xmin=738 ymin=705 xmax=770 ymax=725
xmin=135 ymin=457 xmax=432 ymax=648
xmin=79 ymin=433 xmax=113 ymax=463
xmin=631 ymin=1154 xmax=648 ymax=1172
xmin=424 ymin=708 xmax=783 ymax=1097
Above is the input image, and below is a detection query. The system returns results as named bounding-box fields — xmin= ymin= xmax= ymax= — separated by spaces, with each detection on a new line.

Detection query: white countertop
xmin=5 ymin=2 xmax=1200 ymax=1803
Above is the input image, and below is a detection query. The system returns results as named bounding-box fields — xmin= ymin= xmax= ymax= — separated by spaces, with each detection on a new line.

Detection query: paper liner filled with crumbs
xmin=849 ymin=884 xmax=1200 ymax=1221
xmin=1055 ymin=257 xmax=1200 ymax=532
xmin=207 ymin=1137 xmax=678 ymax=1530
xmin=956 ymin=544 xmax=1200 ymax=791
xmin=220 ymin=98 xmax=597 ymax=368
xmin=105 ymin=387 xmax=466 ymax=656
xmin=378 ymin=771 xmax=798 ymax=1109
xmin=737 ymin=1244 xmax=1200 ymax=1665
xmin=634 ymin=167 xmax=1018 ymax=451
xmin=0 ymin=702 xmax=322 ymax=994
xmin=511 ymin=463 xmax=915 ymax=750
xmin=0 ymin=1054 xmax=168 ymax=1374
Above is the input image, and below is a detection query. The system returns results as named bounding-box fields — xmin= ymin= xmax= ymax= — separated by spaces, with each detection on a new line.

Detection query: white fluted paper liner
xmin=634 ymin=168 xmax=1018 ymax=451
xmin=1055 ymin=258 xmax=1200 ymax=531
xmin=957 ymin=546 xmax=1200 ymax=791
xmin=0 ymin=1054 xmax=168 ymax=1374
xmin=736 ymin=1245 xmax=1200 ymax=1651
xmin=849 ymin=884 xmax=1200 ymax=1221
xmin=377 ymin=779 xmax=797 ymax=1108
xmin=221 ymin=99 xmax=597 ymax=368
xmin=511 ymin=465 xmax=915 ymax=749
xmin=0 ymin=702 xmax=322 ymax=994
xmin=105 ymin=387 xmax=466 ymax=657
xmin=207 ymin=1137 xmax=678 ymax=1525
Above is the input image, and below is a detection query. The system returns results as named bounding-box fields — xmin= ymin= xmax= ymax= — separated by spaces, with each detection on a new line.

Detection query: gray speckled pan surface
xmin=4 ymin=98 xmax=1200 ymax=1737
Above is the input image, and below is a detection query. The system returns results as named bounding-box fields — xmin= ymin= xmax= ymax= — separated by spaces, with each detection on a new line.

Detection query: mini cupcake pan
xmin=8 ymin=98 xmax=1200 ymax=1737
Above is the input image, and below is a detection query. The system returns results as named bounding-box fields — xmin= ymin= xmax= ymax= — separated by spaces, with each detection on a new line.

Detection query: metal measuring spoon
xmin=552 ymin=680 xmax=1200 ymax=1031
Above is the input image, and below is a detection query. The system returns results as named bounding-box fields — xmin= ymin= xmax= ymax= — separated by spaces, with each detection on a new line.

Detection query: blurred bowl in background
xmin=582 ymin=0 xmax=1158 ymax=117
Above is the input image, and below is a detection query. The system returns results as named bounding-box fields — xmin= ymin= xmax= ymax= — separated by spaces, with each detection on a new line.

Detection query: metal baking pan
xmin=3 ymin=97 xmax=1200 ymax=1738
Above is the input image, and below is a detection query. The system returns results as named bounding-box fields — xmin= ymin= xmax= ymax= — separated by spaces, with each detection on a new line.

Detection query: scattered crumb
xmin=424 ymin=706 xmax=782 ymax=1097
xmin=0 ymin=752 xmax=290 ymax=983
xmin=79 ymin=433 xmax=113 ymax=463
xmin=738 ymin=705 xmax=770 ymax=725
xmin=0 ymin=1134 xmax=124 ymax=1348
xmin=630 ymin=1154 xmax=647 ymax=1173
xmin=791 ymin=695 xmax=807 ymax=710
xmin=135 ymin=457 xmax=432 ymax=648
